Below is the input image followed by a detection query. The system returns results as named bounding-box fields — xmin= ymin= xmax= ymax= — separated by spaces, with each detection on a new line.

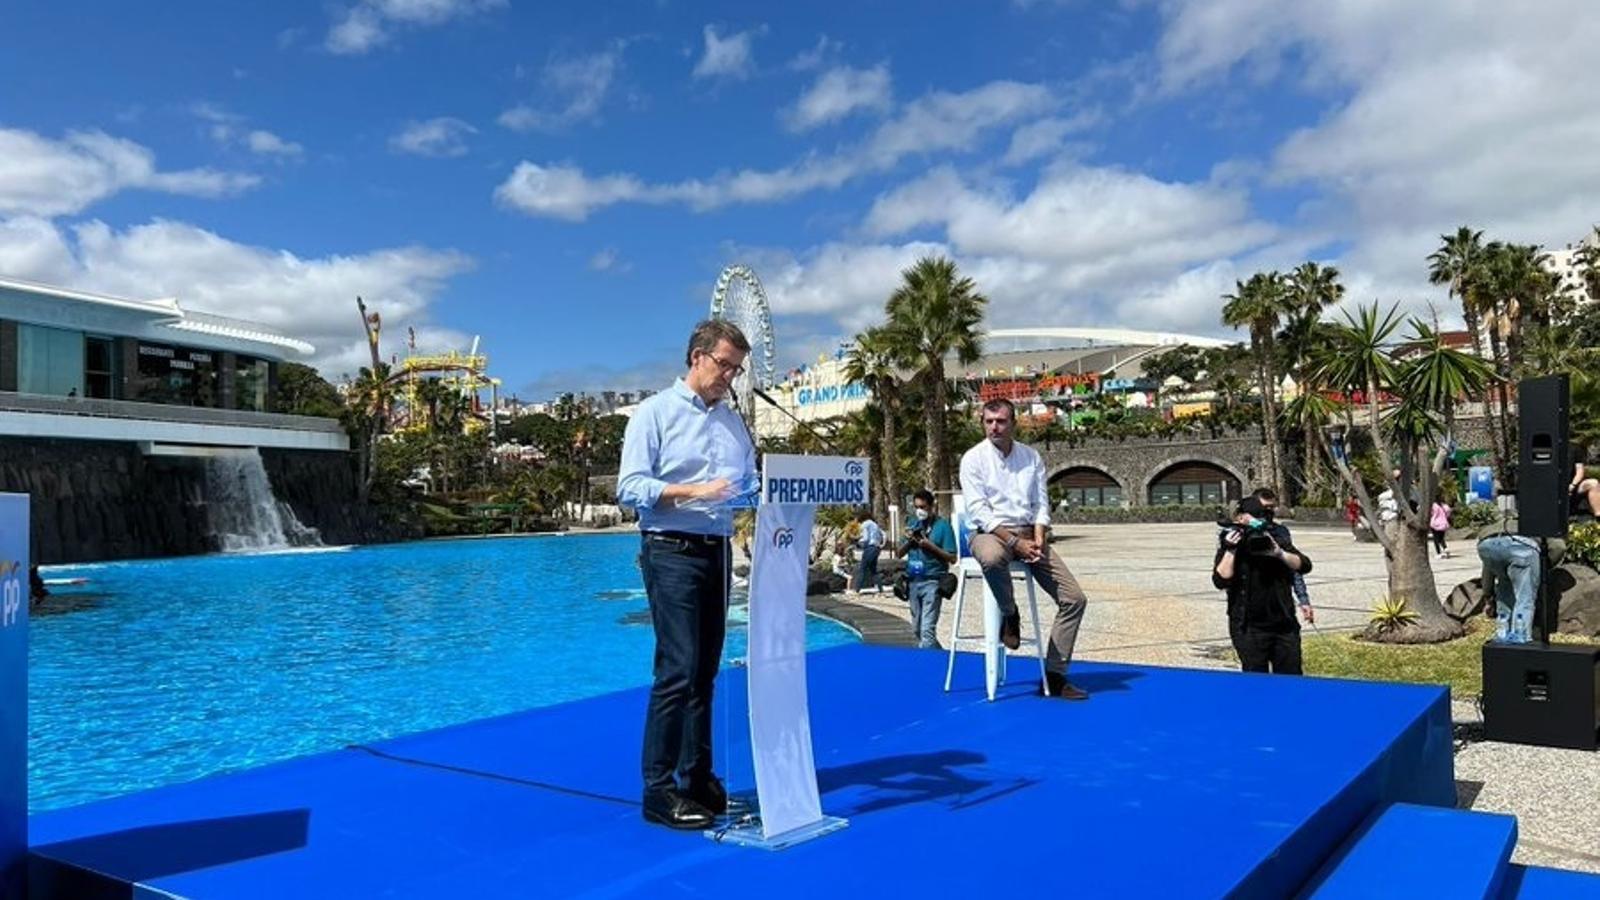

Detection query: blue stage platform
xmin=22 ymin=644 xmax=1569 ymax=899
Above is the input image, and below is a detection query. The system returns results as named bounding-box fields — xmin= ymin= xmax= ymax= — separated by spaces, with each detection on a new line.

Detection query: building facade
xmin=0 ymin=276 xmax=344 ymax=452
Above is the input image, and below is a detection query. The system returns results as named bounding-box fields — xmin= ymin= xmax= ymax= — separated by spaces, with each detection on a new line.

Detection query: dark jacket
xmin=1212 ymin=523 xmax=1313 ymax=632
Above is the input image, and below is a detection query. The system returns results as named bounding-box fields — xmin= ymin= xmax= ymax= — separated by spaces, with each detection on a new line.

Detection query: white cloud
xmin=588 ymin=247 xmax=631 ymax=273
xmin=1154 ymin=0 xmax=1600 ymax=302
xmin=788 ymin=35 xmax=842 ymax=72
xmin=693 ymin=25 xmax=760 ymax=80
xmin=495 ymin=80 xmax=1054 ymax=219
xmin=0 ymin=128 xmax=259 ymax=218
xmin=498 ymin=48 xmax=620 ymax=132
xmin=193 ymin=104 xmax=303 ymax=159
xmin=325 ymin=0 xmax=506 ymax=55
xmin=1001 ymin=112 xmax=1100 ymax=166
xmin=244 ymin=130 xmax=304 ymax=158
xmin=493 ymin=163 xmax=651 ymax=222
xmin=0 ymin=216 xmax=475 ymax=377
xmin=783 ymin=64 xmax=892 ymax=132
xmin=389 ymin=117 xmax=477 ymax=157
xmin=738 ymin=158 xmax=1281 ymax=352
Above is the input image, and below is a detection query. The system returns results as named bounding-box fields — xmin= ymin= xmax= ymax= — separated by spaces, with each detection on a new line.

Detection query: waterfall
xmin=202 ymin=451 xmax=322 ymax=552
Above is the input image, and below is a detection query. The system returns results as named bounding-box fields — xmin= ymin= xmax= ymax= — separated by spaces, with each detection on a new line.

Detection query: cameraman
xmin=1213 ymin=495 xmax=1314 ymax=675
xmin=900 ymin=490 xmax=958 ymax=649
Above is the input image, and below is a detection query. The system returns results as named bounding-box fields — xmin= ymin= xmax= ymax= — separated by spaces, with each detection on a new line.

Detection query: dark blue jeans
xmin=639 ymin=532 xmax=729 ymax=794
xmin=854 ymin=544 xmax=882 ymax=592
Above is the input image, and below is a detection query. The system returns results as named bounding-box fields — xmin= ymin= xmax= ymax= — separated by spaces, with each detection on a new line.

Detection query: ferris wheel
xmin=709 ymin=264 xmax=776 ymax=416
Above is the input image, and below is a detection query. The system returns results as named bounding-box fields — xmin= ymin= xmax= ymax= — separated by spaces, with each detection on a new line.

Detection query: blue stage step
xmin=1300 ymin=803 xmax=1517 ymax=899
xmin=1500 ymin=864 xmax=1600 ymax=898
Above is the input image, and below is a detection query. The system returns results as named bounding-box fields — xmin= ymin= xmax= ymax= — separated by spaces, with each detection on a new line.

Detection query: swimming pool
xmin=28 ymin=533 xmax=859 ymax=812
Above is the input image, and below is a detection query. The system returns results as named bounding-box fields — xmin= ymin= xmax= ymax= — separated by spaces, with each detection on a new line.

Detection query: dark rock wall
xmin=0 ymin=438 xmax=411 ymax=564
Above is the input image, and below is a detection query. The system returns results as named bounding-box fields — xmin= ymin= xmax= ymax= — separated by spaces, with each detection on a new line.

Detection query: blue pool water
xmin=28 ymin=533 xmax=859 ymax=812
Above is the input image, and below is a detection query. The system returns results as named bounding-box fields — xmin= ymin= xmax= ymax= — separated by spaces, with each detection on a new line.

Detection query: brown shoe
xmin=1000 ymin=611 xmax=1021 ymax=650
xmin=1043 ymin=671 xmax=1088 ymax=701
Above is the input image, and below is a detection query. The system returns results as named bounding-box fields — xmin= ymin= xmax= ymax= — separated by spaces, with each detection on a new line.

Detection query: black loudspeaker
xmin=1482 ymin=643 xmax=1600 ymax=750
xmin=1516 ymin=374 xmax=1570 ymax=539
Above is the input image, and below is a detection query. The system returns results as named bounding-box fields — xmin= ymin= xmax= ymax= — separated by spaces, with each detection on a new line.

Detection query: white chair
xmin=942 ymin=496 xmax=1047 ymax=701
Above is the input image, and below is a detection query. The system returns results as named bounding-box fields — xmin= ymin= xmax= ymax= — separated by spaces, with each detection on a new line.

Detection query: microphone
xmin=752 ymin=387 xmax=847 ymax=456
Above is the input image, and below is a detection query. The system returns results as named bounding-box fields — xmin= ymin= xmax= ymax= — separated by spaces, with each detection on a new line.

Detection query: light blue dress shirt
xmin=617 ymin=378 xmax=757 ymax=536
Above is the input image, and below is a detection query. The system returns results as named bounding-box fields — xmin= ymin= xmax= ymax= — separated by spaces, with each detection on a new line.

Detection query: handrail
xmin=0 ymin=391 xmax=345 ymax=434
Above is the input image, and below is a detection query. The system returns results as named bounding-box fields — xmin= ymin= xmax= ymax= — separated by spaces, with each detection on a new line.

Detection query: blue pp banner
xmin=1468 ymin=466 xmax=1495 ymax=504
xmin=1 ymin=493 xmax=28 ymax=897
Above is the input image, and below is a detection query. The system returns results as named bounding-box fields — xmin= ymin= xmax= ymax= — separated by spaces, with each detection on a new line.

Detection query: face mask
xmin=914 ymin=508 xmax=930 ymax=521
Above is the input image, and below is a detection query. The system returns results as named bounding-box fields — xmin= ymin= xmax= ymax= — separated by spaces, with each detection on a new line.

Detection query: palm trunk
xmin=1462 ymin=301 xmax=1506 ymax=478
xmin=926 ymin=361 xmax=948 ymax=507
xmin=1367 ymin=519 xmax=1464 ymax=642
xmin=881 ymin=389 xmax=901 ymax=523
xmin=1487 ymin=322 xmax=1514 ymax=487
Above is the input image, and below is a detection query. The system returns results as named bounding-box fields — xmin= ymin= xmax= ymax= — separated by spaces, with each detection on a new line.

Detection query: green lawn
xmin=1299 ymin=618 xmax=1599 ymax=700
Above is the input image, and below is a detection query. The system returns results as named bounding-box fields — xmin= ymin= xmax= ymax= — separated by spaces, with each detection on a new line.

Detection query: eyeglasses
xmin=704 ymin=352 xmax=746 ymax=378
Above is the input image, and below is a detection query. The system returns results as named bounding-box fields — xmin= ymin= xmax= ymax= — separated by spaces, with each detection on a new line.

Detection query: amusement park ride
xmin=355 ymin=297 xmax=502 ymax=437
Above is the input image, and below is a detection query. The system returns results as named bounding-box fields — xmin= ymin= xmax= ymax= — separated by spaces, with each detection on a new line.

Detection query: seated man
xmin=958 ymin=398 xmax=1089 ymax=700
xmin=1569 ymin=443 xmax=1600 ymax=520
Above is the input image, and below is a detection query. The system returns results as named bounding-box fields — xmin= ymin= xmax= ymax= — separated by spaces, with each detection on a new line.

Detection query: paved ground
xmin=819 ymin=521 xmax=1600 ymax=875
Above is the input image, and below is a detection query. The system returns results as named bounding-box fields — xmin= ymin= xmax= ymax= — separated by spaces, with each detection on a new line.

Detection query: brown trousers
xmin=969 ymin=533 xmax=1088 ymax=674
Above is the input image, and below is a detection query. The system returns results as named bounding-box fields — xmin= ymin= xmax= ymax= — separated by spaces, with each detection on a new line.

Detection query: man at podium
xmin=618 ymin=319 xmax=757 ymax=829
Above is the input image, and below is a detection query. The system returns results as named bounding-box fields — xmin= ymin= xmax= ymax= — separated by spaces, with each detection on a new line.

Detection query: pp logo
xmin=1 ymin=561 xmax=19 ymax=629
xmin=844 ymin=460 xmax=864 ymax=477
xmin=773 ymin=528 xmax=796 ymax=549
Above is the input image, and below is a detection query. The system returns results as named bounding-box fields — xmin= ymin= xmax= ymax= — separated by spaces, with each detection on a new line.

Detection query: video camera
xmin=1222 ymin=517 xmax=1276 ymax=555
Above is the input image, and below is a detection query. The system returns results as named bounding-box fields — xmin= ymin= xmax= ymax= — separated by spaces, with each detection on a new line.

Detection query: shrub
xmin=1567 ymin=522 xmax=1600 ymax=570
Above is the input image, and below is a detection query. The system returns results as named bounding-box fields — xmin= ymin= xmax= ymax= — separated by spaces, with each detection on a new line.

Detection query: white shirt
xmin=959 ymin=438 xmax=1051 ymax=533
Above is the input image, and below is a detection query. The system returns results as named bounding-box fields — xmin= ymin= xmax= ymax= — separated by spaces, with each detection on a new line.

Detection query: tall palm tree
xmin=1427 ymin=228 xmax=1506 ymax=481
xmin=345 ymin=362 xmax=399 ymax=502
xmin=1575 ymin=226 xmax=1600 ymax=303
xmin=1282 ymin=262 xmax=1345 ymax=498
xmin=842 ymin=326 xmax=909 ymax=521
xmin=1221 ymin=271 xmax=1290 ymax=501
xmin=885 ymin=257 xmax=987 ymax=503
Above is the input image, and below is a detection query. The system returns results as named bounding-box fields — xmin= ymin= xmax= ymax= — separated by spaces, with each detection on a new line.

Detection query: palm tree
xmin=344 ymin=362 xmax=400 ymax=502
xmin=1282 ymin=262 xmax=1345 ymax=499
xmin=1427 ymin=228 xmax=1507 ymax=481
xmin=1317 ymin=305 xmax=1494 ymax=642
xmin=885 ymin=257 xmax=987 ymax=504
xmin=1575 ymin=226 xmax=1600 ymax=303
xmin=1221 ymin=271 xmax=1291 ymax=501
xmin=842 ymin=326 xmax=909 ymax=521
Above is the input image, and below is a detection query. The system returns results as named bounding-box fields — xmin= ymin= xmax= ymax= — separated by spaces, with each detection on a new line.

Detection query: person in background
xmin=1477 ymin=510 xmax=1564 ymax=645
xmin=899 ymin=489 xmax=957 ymax=649
xmin=1213 ymin=495 xmax=1314 ymax=674
xmin=1568 ymin=442 xmax=1600 ymax=519
xmin=1429 ymin=494 xmax=1453 ymax=559
xmin=1247 ymin=488 xmax=1314 ymax=624
xmin=851 ymin=508 xmax=885 ymax=594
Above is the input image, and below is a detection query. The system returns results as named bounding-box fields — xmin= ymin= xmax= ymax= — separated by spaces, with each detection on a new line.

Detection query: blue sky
xmin=2 ymin=0 xmax=1597 ymax=399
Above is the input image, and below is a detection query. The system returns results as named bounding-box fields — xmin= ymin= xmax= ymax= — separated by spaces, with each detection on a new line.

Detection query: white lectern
xmin=710 ymin=454 xmax=866 ymax=850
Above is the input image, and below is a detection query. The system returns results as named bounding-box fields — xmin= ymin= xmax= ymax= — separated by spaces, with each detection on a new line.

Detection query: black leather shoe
xmin=684 ymin=775 xmax=728 ymax=816
xmin=1000 ymin=611 xmax=1022 ymax=650
xmin=1044 ymin=670 xmax=1089 ymax=701
xmin=642 ymin=789 xmax=715 ymax=830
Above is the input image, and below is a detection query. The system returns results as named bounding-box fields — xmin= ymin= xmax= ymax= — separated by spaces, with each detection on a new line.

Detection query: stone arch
xmin=1048 ymin=463 xmax=1127 ymax=509
xmin=1144 ymin=456 xmax=1246 ymax=507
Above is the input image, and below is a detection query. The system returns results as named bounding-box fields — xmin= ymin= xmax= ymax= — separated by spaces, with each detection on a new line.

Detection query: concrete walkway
xmin=813 ymin=521 xmax=1600 ymax=875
